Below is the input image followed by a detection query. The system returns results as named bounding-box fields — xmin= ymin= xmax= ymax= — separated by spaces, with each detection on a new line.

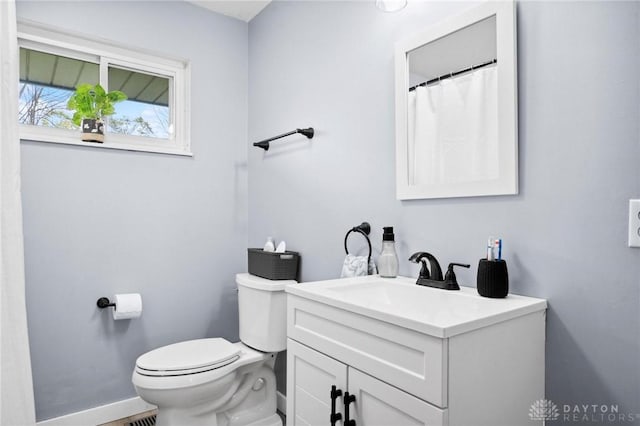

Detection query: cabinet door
xmin=287 ymin=339 xmax=348 ymax=426
xmin=348 ymin=368 xmax=447 ymax=426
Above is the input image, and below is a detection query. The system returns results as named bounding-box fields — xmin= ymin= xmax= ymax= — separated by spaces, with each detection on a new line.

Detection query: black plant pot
xmin=81 ymin=118 xmax=104 ymax=143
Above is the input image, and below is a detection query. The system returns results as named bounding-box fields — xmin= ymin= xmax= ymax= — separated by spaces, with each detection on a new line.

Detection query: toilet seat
xmin=135 ymin=338 xmax=240 ymax=377
xmin=133 ymin=341 xmax=267 ymax=392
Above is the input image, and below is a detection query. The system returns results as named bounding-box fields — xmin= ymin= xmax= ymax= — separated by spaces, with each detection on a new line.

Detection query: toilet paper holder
xmin=96 ymin=297 xmax=116 ymax=309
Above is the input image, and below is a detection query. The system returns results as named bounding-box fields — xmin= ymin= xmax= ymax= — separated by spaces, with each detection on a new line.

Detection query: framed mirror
xmin=395 ymin=1 xmax=517 ymax=200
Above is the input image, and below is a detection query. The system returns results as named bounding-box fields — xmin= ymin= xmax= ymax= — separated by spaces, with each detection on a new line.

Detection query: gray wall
xmin=248 ymin=0 xmax=640 ymax=421
xmin=17 ymin=1 xmax=248 ymax=421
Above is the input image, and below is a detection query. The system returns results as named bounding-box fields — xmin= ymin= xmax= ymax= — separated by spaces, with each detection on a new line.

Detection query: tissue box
xmin=247 ymin=248 xmax=300 ymax=280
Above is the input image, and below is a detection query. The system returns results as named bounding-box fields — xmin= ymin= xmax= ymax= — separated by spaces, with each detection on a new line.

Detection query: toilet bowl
xmin=132 ymin=273 xmax=295 ymax=426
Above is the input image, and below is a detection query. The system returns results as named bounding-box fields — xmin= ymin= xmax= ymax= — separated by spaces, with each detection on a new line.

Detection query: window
xmin=19 ymin=48 xmax=99 ymax=129
xmin=107 ymin=66 xmax=171 ymax=139
xmin=18 ymin=22 xmax=191 ymax=156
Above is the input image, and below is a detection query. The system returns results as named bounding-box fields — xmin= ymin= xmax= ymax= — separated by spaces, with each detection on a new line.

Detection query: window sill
xmin=19 ymin=125 xmax=193 ymax=157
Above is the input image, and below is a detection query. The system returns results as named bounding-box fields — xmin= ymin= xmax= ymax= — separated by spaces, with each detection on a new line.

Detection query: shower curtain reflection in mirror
xmin=408 ymin=64 xmax=499 ymax=187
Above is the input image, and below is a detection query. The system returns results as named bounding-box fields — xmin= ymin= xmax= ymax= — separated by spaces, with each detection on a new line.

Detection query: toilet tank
xmin=236 ymin=273 xmax=296 ymax=352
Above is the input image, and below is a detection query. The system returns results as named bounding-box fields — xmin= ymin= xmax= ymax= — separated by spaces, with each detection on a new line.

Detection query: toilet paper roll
xmin=112 ymin=293 xmax=142 ymax=320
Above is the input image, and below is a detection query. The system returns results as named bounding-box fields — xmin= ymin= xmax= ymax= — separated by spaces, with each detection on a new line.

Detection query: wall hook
xmin=253 ymin=127 xmax=314 ymax=151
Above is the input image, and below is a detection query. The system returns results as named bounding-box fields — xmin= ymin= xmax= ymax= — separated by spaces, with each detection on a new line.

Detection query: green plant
xmin=66 ymin=83 xmax=127 ymax=126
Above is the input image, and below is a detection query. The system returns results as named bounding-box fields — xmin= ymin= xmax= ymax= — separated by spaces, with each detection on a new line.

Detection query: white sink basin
xmin=285 ymin=275 xmax=547 ymax=337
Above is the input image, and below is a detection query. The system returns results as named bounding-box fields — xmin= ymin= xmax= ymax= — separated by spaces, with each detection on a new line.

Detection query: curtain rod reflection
xmin=409 ymin=58 xmax=497 ymax=92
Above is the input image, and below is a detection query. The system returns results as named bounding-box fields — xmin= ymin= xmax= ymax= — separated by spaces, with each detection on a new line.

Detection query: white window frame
xmin=17 ymin=21 xmax=192 ymax=157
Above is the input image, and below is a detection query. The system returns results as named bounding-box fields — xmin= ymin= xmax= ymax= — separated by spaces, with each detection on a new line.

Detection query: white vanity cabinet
xmin=287 ymin=338 xmax=445 ymax=426
xmin=285 ymin=276 xmax=546 ymax=426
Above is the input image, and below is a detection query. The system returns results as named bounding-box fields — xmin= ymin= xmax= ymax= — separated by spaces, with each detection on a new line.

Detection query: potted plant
xmin=67 ymin=83 xmax=127 ymax=143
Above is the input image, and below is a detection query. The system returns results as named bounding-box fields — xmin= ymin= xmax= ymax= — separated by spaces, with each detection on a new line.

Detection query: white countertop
xmin=285 ymin=275 xmax=547 ymax=338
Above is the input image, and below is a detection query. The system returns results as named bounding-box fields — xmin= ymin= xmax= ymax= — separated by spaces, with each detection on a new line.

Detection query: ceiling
xmin=185 ymin=0 xmax=271 ymax=22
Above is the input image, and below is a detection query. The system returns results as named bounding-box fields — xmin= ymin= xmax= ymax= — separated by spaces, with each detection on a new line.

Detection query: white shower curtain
xmin=1 ymin=0 xmax=37 ymax=424
xmin=408 ymin=66 xmax=499 ymax=186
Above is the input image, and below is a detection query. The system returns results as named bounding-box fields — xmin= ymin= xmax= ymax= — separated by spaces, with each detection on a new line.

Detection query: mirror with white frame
xmin=395 ymin=1 xmax=518 ymax=200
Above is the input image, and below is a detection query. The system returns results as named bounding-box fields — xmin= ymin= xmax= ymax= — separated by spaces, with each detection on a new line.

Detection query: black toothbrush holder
xmin=477 ymin=259 xmax=509 ymax=298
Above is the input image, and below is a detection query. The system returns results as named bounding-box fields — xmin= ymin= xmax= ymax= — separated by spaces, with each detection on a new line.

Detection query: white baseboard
xmin=276 ymin=391 xmax=286 ymax=414
xmin=37 ymin=392 xmax=285 ymax=425
xmin=37 ymin=397 xmax=156 ymax=426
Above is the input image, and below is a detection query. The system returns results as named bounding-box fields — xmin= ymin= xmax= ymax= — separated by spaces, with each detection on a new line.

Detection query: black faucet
xmin=408 ymin=252 xmax=443 ymax=281
xmin=409 ymin=252 xmax=470 ymax=290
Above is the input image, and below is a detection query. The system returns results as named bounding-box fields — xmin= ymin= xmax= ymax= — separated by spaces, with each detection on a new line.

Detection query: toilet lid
xmin=136 ymin=338 xmax=240 ymax=374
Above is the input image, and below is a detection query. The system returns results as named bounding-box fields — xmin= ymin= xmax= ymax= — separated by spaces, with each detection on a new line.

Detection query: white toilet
xmin=132 ymin=273 xmax=294 ymax=426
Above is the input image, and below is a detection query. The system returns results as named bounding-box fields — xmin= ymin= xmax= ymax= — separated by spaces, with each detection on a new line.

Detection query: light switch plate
xmin=629 ymin=199 xmax=640 ymax=248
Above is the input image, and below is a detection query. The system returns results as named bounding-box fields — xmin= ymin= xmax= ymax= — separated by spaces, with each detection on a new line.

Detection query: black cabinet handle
xmin=330 ymin=385 xmax=343 ymax=426
xmin=344 ymin=391 xmax=356 ymax=426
